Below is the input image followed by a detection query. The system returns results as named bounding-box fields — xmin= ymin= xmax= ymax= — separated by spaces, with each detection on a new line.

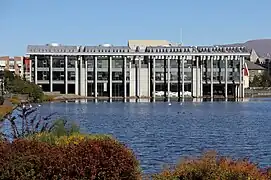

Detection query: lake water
xmin=12 ymin=98 xmax=271 ymax=173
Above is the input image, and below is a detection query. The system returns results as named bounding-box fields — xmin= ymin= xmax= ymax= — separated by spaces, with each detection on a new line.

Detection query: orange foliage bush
xmin=0 ymin=138 xmax=140 ymax=179
xmin=152 ymin=151 xmax=271 ymax=180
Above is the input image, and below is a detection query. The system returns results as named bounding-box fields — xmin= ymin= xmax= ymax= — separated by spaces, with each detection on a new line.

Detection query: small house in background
xmin=245 ymin=60 xmax=266 ymax=83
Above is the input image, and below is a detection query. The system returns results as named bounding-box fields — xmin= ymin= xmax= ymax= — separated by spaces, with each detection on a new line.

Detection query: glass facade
xmin=32 ymin=54 xmax=246 ymax=98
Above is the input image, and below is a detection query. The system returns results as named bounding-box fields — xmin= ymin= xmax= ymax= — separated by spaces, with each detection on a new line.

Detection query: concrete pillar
xmin=123 ymin=56 xmax=127 ymax=102
xmin=85 ymin=58 xmax=88 ymax=97
xmin=167 ymin=57 xmax=171 ymax=102
xmin=79 ymin=56 xmax=83 ymax=96
xmin=239 ymin=56 xmax=243 ymax=98
xmin=148 ymin=58 xmax=151 ymax=99
xmin=196 ymin=56 xmax=199 ymax=97
xmin=65 ymin=56 xmax=68 ymax=94
xmin=129 ymin=60 xmax=133 ymax=98
xmin=109 ymin=56 xmax=112 ymax=102
xmin=138 ymin=57 xmax=141 ymax=98
xmin=152 ymin=57 xmax=156 ymax=102
xmin=163 ymin=57 xmax=167 ymax=101
xmin=182 ymin=56 xmax=185 ymax=101
xmin=75 ymin=58 xmax=78 ymax=95
xmin=192 ymin=56 xmax=201 ymax=98
xmin=94 ymin=56 xmax=98 ymax=99
xmin=177 ymin=56 xmax=181 ymax=102
xmin=225 ymin=56 xmax=228 ymax=99
xmin=210 ymin=56 xmax=214 ymax=99
xmin=50 ymin=56 xmax=53 ymax=92
xmin=200 ymin=56 xmax=203 ymax=97
xmin=34 ymin=55 xmax=38 ymax=84
xmin=29 ymin=58 xmax=32 ymax=82
xmin=242 ymin=56 xmax=245 ymax=98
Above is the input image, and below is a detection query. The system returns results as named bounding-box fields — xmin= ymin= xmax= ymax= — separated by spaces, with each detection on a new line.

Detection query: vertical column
xmin=138 ymin=57 xmax=141 ymax=98
xmin=29 ymin=58 xmax=32 ymax=82
xmin=167 ymin=57 xmax=171 ymax=102
xmin=200 ymin=56 xmax=203 ymax=97
xmin=239 ymin=56 xmax=243 ymax=98
xmin=148 ymin=58 xmax=151 ymax=100
xmin=109 ymin=56 xmax=112 ymax=102
xmin=242 ymin=56 xmax=245 ymax=98
xmin=225 ymin=56 xmax=228 ymax=99
xmin=85 ymin=57 xmax=88 ymax=97
xmin=65 ymin=56 xmax=68 ymax=94
xmin=123 ymin=56 xmax=127 ymax=102
xmin=75 ymin=58 xmax=78 ymax=95
xmin=153 ymin=57 xmax=156 ymax=102
xmin=163 ymin=56 xmax=167 ymax=101
xmin=210 ymin=56 xmax=214 ymax=100
xmin=79 ymin=56 xmax=83 ymax=96
xmin=177 ymin=56 xmax=181 ymax=102
xmin=129 ymin=60 xmax=132 ymax=99
xmin=196 ymin=56 xmax=199 ymax=98
xmin=50 ymin=56 xmax=53 ymax=92
xmin=182 ymin=56 xmax=185 ymax=101
xmin=94 ymin=56 xmax=98 ymax=99
xmin=34 ymin=56 xmax=38 ymax=84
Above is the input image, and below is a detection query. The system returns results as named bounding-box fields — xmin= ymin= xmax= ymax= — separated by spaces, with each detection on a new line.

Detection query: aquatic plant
xmin=3 ymin=104 xmax=57 ymax=139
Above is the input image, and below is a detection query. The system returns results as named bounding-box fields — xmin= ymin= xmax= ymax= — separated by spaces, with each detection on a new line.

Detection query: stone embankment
xmin=245 ymin=87 xmax=271 ymax=98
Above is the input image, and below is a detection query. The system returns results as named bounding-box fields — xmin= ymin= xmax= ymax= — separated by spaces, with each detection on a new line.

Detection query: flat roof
xmin=27 ymin=44 xmax=250 ymax=56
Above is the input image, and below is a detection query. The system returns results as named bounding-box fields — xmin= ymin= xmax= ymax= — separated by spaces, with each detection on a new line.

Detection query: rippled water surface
xmin=37 ymin=99 xmax=271 ymax=173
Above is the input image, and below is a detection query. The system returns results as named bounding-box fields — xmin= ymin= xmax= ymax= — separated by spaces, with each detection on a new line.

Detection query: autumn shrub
xmin=152 ymin=151 xmax=270 ymax=180
xmin=0 ymin=138 xmax=140 ymax=180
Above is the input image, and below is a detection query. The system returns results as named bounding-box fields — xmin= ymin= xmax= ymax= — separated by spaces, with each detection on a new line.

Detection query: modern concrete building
xmin=26 ymin=41 xmax=250 ymax=101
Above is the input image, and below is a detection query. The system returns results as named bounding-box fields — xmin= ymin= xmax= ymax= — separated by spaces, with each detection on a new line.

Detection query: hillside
xmin=223 ymin=39 xmax=271 ymax=58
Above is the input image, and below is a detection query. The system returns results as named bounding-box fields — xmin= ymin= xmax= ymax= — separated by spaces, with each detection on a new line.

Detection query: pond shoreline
xmin=48 ymin=94 xmax=271 ymax=103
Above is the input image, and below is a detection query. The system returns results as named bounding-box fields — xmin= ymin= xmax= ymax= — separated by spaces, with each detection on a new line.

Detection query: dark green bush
xmin=0 ymin=138 xmax=140 ymax=180
xmin=3 ymin=70 xmax=44 ymax=102
xmin=0 ymin=96 xmax=4 ymax=105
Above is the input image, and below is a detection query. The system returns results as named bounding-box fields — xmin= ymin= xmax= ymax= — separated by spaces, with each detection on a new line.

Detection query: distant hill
xmin=223 ymin=39 xmax=271 ymax=58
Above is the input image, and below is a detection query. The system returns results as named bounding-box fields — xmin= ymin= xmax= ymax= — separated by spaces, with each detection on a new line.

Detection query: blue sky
xmin=1 ymin=0 xmax=270 ymax=56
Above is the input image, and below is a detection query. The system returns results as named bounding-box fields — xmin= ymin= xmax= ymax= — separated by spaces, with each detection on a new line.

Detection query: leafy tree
xmin=250 ymin=72 xmax=271 ymax=87
xmin=3 ymin=70 xmax=44 ymax=102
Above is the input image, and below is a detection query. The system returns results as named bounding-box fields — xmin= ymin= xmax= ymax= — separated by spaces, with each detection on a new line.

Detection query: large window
xmin=68 ymin=71 xmax=75 ymax=80
xmin=37 ymin=55 xmax=50 ymax=68
xmin=68 ymin=56 xmax=76 ymax=68
xmin=87 ymin=72 xmax=94 ymax=80
xmin=112 ymin=59 xmax=123 ymax=68
xmin=53 ymin=56 xmax=64 ymax=68
xmin=97 ymin=72 xmax=108 ymax=81
xmin=37 ymin=71 xmax=49 ymax=80
xmin=112 ymin=72 xmax=123 ymax=81
xmin=112 ymin=83 xmax=123 ymax=97
xmin=97 ymin=59 xmax=108 ymax=68
xmin=53 ymin=71 xmax=64 ymax=80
